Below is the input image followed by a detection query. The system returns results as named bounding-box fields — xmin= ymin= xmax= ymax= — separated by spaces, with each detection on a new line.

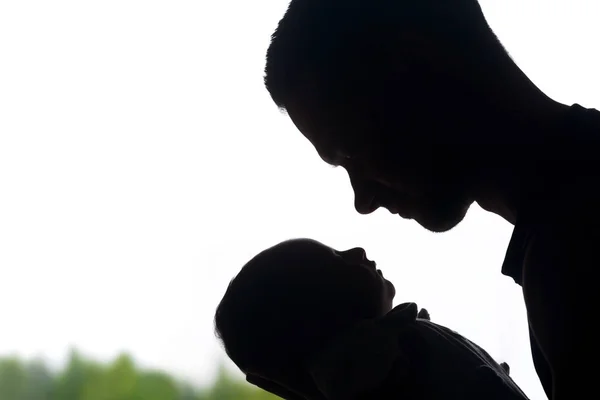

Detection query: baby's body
xmin=308 ymin=301 xmax=528 ymax=400
xmin=215 ymin=239 xmax=529 ymax=399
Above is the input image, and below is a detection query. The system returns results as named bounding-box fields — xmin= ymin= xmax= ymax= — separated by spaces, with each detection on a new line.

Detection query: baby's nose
xmin=340 ymin=247 xmax=367 ymax=263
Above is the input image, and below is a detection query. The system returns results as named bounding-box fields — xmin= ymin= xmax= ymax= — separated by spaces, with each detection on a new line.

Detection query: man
xmin=263 ymin=0 xmax=600 ymax=399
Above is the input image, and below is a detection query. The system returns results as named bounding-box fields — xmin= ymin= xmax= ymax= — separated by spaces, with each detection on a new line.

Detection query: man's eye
xmin=339 ymin=155 xmax=355 ymax=167
xmin=329 ymin=154 xmax=351 ymax=166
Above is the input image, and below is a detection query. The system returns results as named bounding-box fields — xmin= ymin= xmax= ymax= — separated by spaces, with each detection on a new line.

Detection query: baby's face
xmin=273 ymin=238 xmax=396 ymax=315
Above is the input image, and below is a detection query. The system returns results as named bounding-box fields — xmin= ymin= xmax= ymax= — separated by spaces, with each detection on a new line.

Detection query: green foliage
xmin=0 ymin=352 xmax=279 ymax=400
xmin=0 ymin=357 xmax=28 ymax=400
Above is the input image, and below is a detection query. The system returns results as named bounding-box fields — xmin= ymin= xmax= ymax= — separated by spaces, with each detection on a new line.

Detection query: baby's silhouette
xmin=215 ymin=239 xmax=528 ymax=399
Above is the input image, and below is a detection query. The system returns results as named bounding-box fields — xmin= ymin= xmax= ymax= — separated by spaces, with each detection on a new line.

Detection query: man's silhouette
xmin=264 ymin=1 xmax=600 ymax=399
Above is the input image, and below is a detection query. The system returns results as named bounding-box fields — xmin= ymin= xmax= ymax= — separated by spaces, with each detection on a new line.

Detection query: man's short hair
xmin=264 ymin=0 xmax=501 ymax=110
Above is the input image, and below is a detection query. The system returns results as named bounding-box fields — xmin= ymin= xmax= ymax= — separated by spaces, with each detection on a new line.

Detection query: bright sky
xmin=0 ymin=1 xmax=598 ymax=399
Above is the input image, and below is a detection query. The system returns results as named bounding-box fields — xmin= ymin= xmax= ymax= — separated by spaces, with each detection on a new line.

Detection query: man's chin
xmin=415 ymin=217 xmax=459 ymax=233
xmin=409 ymin=206 xmax=471 ymax=233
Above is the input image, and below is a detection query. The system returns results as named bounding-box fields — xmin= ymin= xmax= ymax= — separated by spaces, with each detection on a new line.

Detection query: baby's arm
xmin=416 ymin=308 xmax=511 ymax=376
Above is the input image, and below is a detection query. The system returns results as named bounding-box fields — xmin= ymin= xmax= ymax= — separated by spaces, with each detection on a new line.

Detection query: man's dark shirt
xmin=499 ymin=103 xmax=600 ymax=399
xmin=501 ymin=103 xmax=600 ymax=286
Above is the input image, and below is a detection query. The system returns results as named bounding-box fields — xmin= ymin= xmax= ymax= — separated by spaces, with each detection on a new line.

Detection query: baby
xmin=214 ymin=238 xmax=529 ymax=400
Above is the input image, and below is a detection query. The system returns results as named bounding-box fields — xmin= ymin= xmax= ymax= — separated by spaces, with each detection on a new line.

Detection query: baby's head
xmin=214 ymin=238 xmax=395 ymax=394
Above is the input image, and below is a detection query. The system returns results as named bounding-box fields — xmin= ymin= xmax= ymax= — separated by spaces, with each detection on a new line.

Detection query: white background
xmin=1 ymin=1 xmax=598 ymax=399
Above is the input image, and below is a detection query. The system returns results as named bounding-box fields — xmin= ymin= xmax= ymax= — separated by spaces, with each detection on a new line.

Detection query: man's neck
xmin=474 ymin=101 xmax=600 ymax=225
xmin=471 ymin=90 xmax=563 ymax=225
xmin=474 ymin=170 xmax=521 ymax=225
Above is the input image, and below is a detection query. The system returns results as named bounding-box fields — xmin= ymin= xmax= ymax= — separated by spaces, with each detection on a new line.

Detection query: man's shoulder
xmin=518 ymin=193 xmax=600 ymax=310
xmin=527 ymin=187 xmax=600 ymax=245
xmin=565 ymin=104 xmax=600 ymax=139
xmin=526 ymin=204 xmax=596 ymax=260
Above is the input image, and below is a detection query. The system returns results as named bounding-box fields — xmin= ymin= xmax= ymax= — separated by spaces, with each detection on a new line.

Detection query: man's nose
xmin=351 ymin=179 xmax=380 ymax=214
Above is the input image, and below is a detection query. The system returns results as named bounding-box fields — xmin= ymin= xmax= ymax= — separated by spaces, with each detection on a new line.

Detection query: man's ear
xmin=307 ymin=320 xmax=409 ymax=400
xmin=246 ymin=373 xmax=306 ymax=400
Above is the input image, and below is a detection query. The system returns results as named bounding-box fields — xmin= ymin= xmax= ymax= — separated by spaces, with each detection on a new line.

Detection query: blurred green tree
xmin=24 ymin=358 xmax=54 ymax=400
xmin=0 ymin=352 xmax=280 ymax=400
xmin=0 ymin=356 xmax=28 ymax=400
xmin=132 ymin=371 xmax=178 ymax=400
xmin=53 ymin=349 xmax=91 ymax=400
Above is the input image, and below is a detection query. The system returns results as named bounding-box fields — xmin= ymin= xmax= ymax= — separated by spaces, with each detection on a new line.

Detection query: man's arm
xmin=522 ymin=215 xmax=597 ymax=399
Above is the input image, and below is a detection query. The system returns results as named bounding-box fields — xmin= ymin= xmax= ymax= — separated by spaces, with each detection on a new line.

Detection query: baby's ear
xmin=308 ymin=320 xmax=409 ymax=400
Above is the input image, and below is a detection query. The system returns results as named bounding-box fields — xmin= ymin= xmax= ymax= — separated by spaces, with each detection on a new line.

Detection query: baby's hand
xmin=417 ymin=308 xmax=430 ymax=320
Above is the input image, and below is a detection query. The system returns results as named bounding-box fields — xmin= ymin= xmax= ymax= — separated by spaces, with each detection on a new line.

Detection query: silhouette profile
xmin=215 ymin=239 xmax=530 ymax=399
xmin=264 ymin=1 xmax=600 ymax=398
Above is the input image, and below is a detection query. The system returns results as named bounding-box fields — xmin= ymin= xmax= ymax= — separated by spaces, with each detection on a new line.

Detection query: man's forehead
xmin=285 ymin=97 xmax=344 ymax=165
xmin=285 ymin=84 xmax=377 ymax=166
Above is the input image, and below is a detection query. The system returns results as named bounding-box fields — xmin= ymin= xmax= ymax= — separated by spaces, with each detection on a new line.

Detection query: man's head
xmin=214 ymin=238 xmax=395 ymax=392
xmin=264 ymin=0 xmax=541 ymax=232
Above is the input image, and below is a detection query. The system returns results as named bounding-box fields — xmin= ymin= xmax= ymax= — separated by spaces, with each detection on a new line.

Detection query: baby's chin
xmin=383 ymin=277 xmax=395 ymax=298
xmin=383 ymin=279 xmax=396 ymax=311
